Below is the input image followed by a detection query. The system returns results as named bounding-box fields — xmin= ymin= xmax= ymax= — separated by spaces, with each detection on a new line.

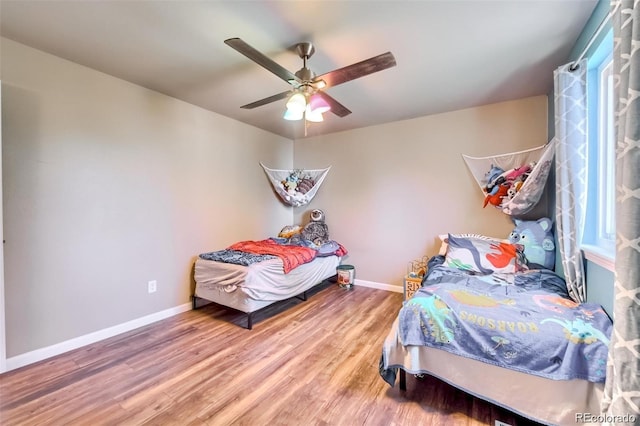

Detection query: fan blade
xmin=241 ymin=91 xmax=290 ymax=109
xmin=315 ymin=52 xmax=396 ymax=88
xmin=225 ymin=38 xmax=300 ymax=84
xmin=316 ymin=92 xmax=351 ymax=117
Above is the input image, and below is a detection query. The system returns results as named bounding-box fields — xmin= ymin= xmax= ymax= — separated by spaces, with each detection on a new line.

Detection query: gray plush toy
xmin=301 ymin=209 xmax=329 ymax=246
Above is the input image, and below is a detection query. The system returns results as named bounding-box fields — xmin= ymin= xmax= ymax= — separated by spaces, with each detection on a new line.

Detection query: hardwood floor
xmin=0 ymin=282 xmax=541 ymax=425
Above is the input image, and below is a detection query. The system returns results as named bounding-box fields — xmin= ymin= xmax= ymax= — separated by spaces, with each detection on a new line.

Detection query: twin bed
xmin=193 ymin=238 xmax=345 ymax=329
xmin=379 ymin=234 xmax=613 ymax=426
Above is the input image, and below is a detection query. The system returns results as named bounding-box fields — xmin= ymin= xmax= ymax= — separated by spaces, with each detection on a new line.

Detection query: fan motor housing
xmin=295 ymin=42 xmax=316 ymax=83
xmin=295 ymin=67 xmax=315 ymax=82
xmin=296 ymin=42 xmax=315 ymax=59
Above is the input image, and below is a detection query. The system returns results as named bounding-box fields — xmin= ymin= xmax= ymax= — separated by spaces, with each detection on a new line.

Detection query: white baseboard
xmin=354 ymin=278 xmax=403 ymax=293
xmin=6 ymin=302 xmax=192 ymax=372
xmin=5 ymin=281 xmax=399 ymax=372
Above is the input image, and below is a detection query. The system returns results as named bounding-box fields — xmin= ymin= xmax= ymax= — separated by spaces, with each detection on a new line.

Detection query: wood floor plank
xmin=2 ymin=362 xmax=135 ymax=425
xmin=0 ymin=283 xmax=542 ymax=426
xmin=0 ymin=357 xmax=80 ymax=406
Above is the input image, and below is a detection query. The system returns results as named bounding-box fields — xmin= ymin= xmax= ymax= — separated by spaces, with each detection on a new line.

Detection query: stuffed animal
xmin=280 ymin=174 xmax=296 ymax=194
xmin=483 ymin=183 xmax=509 ymax=208
xmin=301 ymin=209 xmax=329 ymax=246
xmin=508 ymin=217 xmax=555 ymax=269
xmin=513 ymin=180 xmax=524 ymax=192
xmin=296 ymin=177 xmax=315 ymax=194
xmin=504 ymin=164 xmax=532 ymax=181
xmin=484 ymin=165 xmax=505 ymax=194
xmin=505 ymin=179 xmax=526 ymax=201
xmin=485 ymin=163 xmax=534 ymax=198
xmin=278 ymin=225 xmax=302 ymax=239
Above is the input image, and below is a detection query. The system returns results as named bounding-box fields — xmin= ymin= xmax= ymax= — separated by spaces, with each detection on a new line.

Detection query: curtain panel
xmin=602 ymin=0 xmax=640 ymax=421
xmin=553 ymin=60 xmax=588 ymax=303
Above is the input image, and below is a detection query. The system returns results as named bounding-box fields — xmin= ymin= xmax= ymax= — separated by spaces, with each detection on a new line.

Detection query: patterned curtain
xmin=602 ymin=0 xmax=640 ymax=419
xmin=554 ymin=60 xmax=588 ymax=303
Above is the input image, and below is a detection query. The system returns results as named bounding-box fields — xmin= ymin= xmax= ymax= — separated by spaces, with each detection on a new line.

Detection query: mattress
xmin=194 ymin=255 xmax=341 ymax=313
xmin=381 ymin=317 xmax=603 ymax=426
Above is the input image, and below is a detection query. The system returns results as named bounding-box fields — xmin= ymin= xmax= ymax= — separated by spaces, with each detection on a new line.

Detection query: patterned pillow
xmin=444 ymin=234 xmax=524 ymax=275
xmin=438 ymin=233 xmax=491 ymax=256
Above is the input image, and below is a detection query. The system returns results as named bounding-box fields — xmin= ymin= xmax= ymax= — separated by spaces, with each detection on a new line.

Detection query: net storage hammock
xmin=462 ymin=139 xmax=555 ymax=216
xmin=261 ymin=163 xmax=331 ymax=207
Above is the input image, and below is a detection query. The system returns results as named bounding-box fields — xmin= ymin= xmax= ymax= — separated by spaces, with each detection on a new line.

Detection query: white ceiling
xmin=0 ymin=0 xmax=597 ymax=140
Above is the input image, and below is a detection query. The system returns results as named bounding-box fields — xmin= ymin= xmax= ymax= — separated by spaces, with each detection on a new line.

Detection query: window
xmin=597 ymin=58 xmax=615 ymax=244
xmin=583 ymin=29 xmax=615 ymax=270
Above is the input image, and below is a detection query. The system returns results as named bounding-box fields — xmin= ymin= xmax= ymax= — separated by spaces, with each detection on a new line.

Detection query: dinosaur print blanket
xmin=398 ymin=256 xmax=612 ymax=382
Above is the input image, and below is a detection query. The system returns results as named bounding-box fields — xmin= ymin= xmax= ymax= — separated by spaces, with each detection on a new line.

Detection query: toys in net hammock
xmin=261 ymin=163 xmax=331 ymax=207
xmin=462 ymin=139 xmax=555 ymax=216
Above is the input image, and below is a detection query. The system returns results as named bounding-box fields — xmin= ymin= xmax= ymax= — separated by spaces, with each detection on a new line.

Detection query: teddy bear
xmin=508 ymin=217 xmax=555 ymax=269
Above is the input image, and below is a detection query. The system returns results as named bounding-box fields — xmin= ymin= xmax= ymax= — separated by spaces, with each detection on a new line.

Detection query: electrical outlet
xmin=148 ymin=280 xmax=157 ymax=294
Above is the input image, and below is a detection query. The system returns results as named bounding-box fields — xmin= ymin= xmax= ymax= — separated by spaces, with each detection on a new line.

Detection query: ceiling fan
xmin=224 ymin=38 xmax=397 ymax=123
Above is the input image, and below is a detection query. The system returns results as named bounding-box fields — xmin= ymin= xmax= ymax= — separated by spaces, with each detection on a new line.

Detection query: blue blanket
xmin=399 ymin=256 xmax=612 ymax=382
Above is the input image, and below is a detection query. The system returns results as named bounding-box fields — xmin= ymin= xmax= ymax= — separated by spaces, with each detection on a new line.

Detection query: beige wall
xmin=1 ymin=38 xmax=293 ymax=357
xmin=294 ymin=96 xmax=548 ymax=287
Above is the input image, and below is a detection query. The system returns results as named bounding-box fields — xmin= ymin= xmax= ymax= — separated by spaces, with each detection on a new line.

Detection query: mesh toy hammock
xmin=261 ymin=163 xmax=331 ymax=207
xmin=462 ymin=139 xmax=555 ymax=216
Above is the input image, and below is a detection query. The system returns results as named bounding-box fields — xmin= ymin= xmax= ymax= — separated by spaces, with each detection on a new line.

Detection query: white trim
xmin=354 ymin=278 xmax=402 ymax=293
xmin=582 ymin=245 xmax=615 ymax=272
xmin=0 ymin=82 xmax=5 ymax=374
xmin=5 ymin=281 xmax=400 ymax=371
xmin=5 ymin=303 xmax=192 ymax=372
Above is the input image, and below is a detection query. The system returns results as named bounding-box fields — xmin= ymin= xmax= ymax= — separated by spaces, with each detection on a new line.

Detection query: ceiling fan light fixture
xmin=304 ymin=105 xmax=324 ymax=122
xmin=225 ymin=38 xmax=396 ymax=129
xmin=285 ymin=92 xmax=306 ymax=114
xmin=308 ymin=94 xmax=331 ymax=114
xmin=284 ymin=109 xmax=304 ymax=121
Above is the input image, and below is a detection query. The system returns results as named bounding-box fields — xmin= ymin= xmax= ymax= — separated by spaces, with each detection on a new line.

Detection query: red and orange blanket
xmin=228 ymin=239 xmax=317 ymax=274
